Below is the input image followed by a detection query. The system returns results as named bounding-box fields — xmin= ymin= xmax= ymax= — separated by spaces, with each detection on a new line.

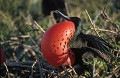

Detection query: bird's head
xmin=54 ymin=10 xmax=82 ymax=29
xmin=54 ymin=10 xmax=82 ymax=35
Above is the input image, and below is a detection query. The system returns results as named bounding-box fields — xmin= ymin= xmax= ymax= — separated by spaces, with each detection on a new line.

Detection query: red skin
xmin=41 ymin=21 xmax=75 ymax=67
xmin=0 ymin=48 xmax=6 ymax=64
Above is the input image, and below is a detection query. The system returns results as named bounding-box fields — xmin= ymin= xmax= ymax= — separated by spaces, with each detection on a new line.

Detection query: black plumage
xmin=55 ymin=10 xmax=113 ymax=63
xmin=75 ymin=32 xmax=113 ymax=58
xmin=55 ymin=10 xmax=114 ymax=75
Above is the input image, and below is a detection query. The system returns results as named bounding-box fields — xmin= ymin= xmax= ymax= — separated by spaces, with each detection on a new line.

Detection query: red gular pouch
xmin=41 ymin=21 xmax=75 ymax=67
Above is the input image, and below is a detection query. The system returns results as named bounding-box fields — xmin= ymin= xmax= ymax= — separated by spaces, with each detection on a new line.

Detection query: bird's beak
xmin=54 ymin=10 xmax=70 ymax=20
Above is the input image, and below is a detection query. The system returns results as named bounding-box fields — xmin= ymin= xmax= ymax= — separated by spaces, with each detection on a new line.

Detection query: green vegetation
xmin=0 ymin=0 xmax=120 ymax=78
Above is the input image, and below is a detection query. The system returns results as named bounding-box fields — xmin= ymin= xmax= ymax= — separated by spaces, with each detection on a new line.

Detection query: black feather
xmin=68 ymin=17 xmax=114 ymax=61
xmin=75 ymin=32 xmax=113 ymax=58
xmin=54 ymin=10 xmax=114 ymax=62
xmin=71 ymin=47 xmax=109 ymax=64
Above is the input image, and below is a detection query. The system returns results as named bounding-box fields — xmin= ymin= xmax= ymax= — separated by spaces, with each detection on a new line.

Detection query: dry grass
xmin=0 ymin=0 xmax=120 ymax=78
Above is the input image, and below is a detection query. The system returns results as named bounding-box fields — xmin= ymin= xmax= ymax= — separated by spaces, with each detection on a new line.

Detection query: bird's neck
xmin=75 ymin=25 xmax=82 ymax=36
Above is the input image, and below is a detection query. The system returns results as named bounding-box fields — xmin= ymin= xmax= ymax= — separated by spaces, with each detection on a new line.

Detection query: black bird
xmin=54 ymin=10 xmax=114 ymax=73
xmin=41 ymin=10 xmax=114 ymax=76
xmin=42 ymin=0 xmax=68 ymax=23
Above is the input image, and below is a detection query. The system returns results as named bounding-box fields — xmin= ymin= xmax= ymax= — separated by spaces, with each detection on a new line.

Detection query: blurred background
xmin=0 ymin=0 xmax=120 ymax=77
xmin=0 ymin=0 xmax=119 ymax=40
xmin=0 ymin=0 xmax=120 ymax=63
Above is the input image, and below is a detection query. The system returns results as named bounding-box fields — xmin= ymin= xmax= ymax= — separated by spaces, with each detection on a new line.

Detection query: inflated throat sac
xmin=41 ymin=21 xmax=75 ymax=67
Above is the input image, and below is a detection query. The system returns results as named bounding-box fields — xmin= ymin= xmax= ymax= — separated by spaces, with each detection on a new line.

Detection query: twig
xmin=28 ymin=33 xmax=43 ymax=55
xmin=93 ymin=12 xmax=102 ymax=24
xmin=90 ymin=47 xmax=112 ymax=62
xmin=93 ymin=58 xmax=98 ymax=77
xmin=1 ymin=61 xmax=58 ymax=77
xmin=34 ymin=21 xmax=45 ymax=33
xmin=37 ymin=59 xmax=44 ymax=78
xmin=1 ymin=61 xmax=56 ymax=71
xmin=58 ymin=65 xmax=80 ymax=76
xmin=18 ymin=35 xmax=30 ymax=39
xmin=105 ymin=67 xmax=120 ymax=78
xmin=30 ymin=60 xmax=38 ymax=77
xmin=65 ymin=1 xmax=70 ymax=16
xmin=62 ymin=66 xmax=70 ymax=75
xmin=69 ymin=65 xmax=77 ymax=75
xmin=32 ymin=60 xmax=38 ymax=68
xmin=101 ymin=10 xmax=112 ymax=22
xmin=91 ymin=28 xmax=117 ymax=34
xmin=3 ymin=62 xmax=10 ymax=78
xmin=85 ymin=9 xmax=100 ymax=37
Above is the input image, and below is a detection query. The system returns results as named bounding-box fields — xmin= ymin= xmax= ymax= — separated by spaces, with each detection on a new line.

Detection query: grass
xmin=0 ymin=0 xmax=120 ymax=78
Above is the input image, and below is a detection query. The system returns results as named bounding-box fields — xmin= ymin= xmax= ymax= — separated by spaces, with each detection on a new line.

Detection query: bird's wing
xmin=71 ymin=47 xmax=112 ymax=64
xmin=72 ymin=32 xmax=113 ymax=60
